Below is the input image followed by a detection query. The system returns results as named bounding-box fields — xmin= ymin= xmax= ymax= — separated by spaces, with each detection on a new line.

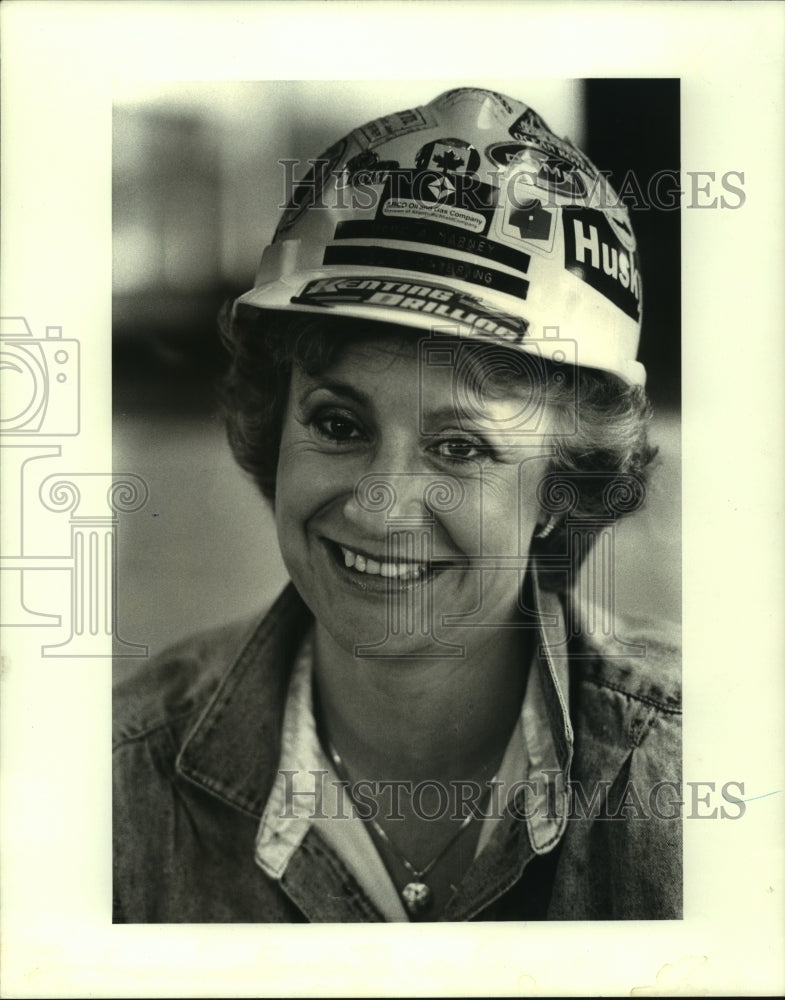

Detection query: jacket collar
xmin=176 ymin=584 xmax=309 ymax=817
xmin=525 ymin=572 xmax=574 ymax=850
xmin=175 ymin=576 xmax=574 ymax=827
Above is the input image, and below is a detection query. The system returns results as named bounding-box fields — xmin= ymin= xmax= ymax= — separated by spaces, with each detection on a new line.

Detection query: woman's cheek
xmin=277 ymin=442 xmax=330 ymax=500
xmin=476 ymin=462 xmax=545 ymax=553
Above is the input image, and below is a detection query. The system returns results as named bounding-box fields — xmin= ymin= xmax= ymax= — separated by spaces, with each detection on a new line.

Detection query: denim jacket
xmin=113 ymin=583 xmax=682 ymax=923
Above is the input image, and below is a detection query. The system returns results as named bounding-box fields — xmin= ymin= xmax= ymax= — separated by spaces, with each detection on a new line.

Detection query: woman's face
xmin=274 ymin=333 xmax=554 ymax=657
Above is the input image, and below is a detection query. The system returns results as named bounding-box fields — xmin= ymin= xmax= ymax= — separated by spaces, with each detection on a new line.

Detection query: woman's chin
xmin=287 ymin=536 xmax=524 ymax=661
xmin=302 ymin=567 xmax=466 ymax=660
xmin=316 ymin=612 xmax=466 ymax=662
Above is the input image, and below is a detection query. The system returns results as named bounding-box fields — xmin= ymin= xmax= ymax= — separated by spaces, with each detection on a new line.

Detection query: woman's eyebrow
xmin=420 ymin=405 xmax=462 ymax=426
xmin=297 ymin=377 xmax=371 ymax=408
xmin=422 ymin=404 xmax=522 ymax=428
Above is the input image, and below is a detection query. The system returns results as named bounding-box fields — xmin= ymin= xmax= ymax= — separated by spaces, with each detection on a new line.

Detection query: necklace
xmin=328 ymin=742 xmax=493 ymax=917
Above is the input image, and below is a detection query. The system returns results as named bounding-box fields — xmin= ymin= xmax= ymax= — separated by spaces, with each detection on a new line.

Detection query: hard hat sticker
xmin=322 ymin=245 xmax=530 ymax=300
xmin=499 ymin=144 xmax=588 ymax=199
xmin=357 ymin=107 xmax=433 ymax=148
xmin=497 ymin=198 xmax=558 ymax=253
xmin=562 ymin=207 xmax=642 ymax=321
xmin=382 ymin=197 xmax=486 ymax=233
xmin=375 ymin=169 xmax=498 ymax=233
xmin=508 ymin=107 xmax=553 ymax=136
xmin=290 ymin=277 xmax=529 ymax=344
xmin=487 ymin=142 xmax=541 ymax=167
xmin=605 ymin=205 xmax=637 ymax=252
xmin=274 ymin=137 xmax=348 ymax=240
xmin=336 ymin=149 xmax=401 ymax=190
xmin=415 ymin=138 xmax=481 ymax=176
xmin=332 ymin=218 xmax=533 ymax=276
xmin=504 ymin=127 xmax=596 ymax=180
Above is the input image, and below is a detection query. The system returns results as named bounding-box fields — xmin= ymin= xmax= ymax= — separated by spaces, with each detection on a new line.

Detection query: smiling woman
xmin=113 ymin=86 xmax=681 ymax=923
xmin=277 ymin=331 xmax=549 ymax=651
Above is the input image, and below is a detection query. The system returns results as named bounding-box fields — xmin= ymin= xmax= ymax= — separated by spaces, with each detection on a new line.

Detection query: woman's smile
xmin=336 ymin=541 xmax=427 ymax=580
xmin=317 ymin=536 xmax=433 ymax=596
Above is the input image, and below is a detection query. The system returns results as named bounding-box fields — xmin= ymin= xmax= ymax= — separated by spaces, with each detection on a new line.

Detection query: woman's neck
xmin=312 ymin=621 xmax=531 ymax=786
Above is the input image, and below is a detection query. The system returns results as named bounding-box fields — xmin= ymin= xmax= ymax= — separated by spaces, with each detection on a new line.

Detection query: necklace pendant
xmin=401 ymin=881 xmax=432 ymax=916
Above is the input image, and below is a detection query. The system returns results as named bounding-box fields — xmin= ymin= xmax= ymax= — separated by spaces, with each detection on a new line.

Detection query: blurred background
xmin=113 ymin=79 xmax=680 ymax=665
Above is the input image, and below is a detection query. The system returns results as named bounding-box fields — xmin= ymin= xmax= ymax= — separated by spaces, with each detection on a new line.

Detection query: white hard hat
xmin=235 ymin=88 xmax=645 ymax=386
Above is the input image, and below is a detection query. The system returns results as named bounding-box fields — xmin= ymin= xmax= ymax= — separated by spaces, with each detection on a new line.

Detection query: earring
xmin=534 ymin=516 xmax=558 ymax=540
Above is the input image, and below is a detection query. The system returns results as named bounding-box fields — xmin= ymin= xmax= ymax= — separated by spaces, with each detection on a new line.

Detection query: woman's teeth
xmin=340 ymin=545 xmax=425 ymax=580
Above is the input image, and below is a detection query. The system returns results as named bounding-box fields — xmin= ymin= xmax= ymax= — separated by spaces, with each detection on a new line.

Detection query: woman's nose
xmin=341 ymin=470 xmax=466 ymax=532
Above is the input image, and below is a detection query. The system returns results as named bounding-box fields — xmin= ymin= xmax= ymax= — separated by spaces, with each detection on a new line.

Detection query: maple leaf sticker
xmin=433 ymin=148 xmax=465 ymax=172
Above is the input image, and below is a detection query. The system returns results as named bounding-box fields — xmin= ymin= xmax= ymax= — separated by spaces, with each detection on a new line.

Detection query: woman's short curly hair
xmin=220 ymin=303 xmax=658 ymax=591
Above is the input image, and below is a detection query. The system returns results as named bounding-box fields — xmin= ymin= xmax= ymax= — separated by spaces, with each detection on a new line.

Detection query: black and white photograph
xmin=113 ymin=79 xmax=683 ymax=924
xmin=1 ymin=2 xmax=783 ymax=996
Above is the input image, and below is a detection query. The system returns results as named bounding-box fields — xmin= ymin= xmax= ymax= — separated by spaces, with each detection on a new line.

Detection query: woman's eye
xmin=312 ymin=413 xmax=364 ymax=443
xmin=435 ymin=438 xmax=488 ymax=462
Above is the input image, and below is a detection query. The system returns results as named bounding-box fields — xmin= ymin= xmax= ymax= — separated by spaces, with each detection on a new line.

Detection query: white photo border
xmin=1 ymin=1 xmax=783 ymax=997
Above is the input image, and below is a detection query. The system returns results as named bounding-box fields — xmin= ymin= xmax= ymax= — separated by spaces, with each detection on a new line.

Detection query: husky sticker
xmin=562 ymin=207 xmax=641 ymax=320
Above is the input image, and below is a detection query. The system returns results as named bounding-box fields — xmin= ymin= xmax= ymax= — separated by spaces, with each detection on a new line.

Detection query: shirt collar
xmin=253 ymin=631 xmax=410 ymax=920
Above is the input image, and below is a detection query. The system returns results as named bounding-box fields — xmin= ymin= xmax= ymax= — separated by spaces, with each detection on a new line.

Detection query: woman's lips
xmin=321 ymin=537 xmax=447 ymax=590
xmin=321 ymin=538 xmax=469 ymax=590
xmin=338 ymin=544 xmax=426 ymax=580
